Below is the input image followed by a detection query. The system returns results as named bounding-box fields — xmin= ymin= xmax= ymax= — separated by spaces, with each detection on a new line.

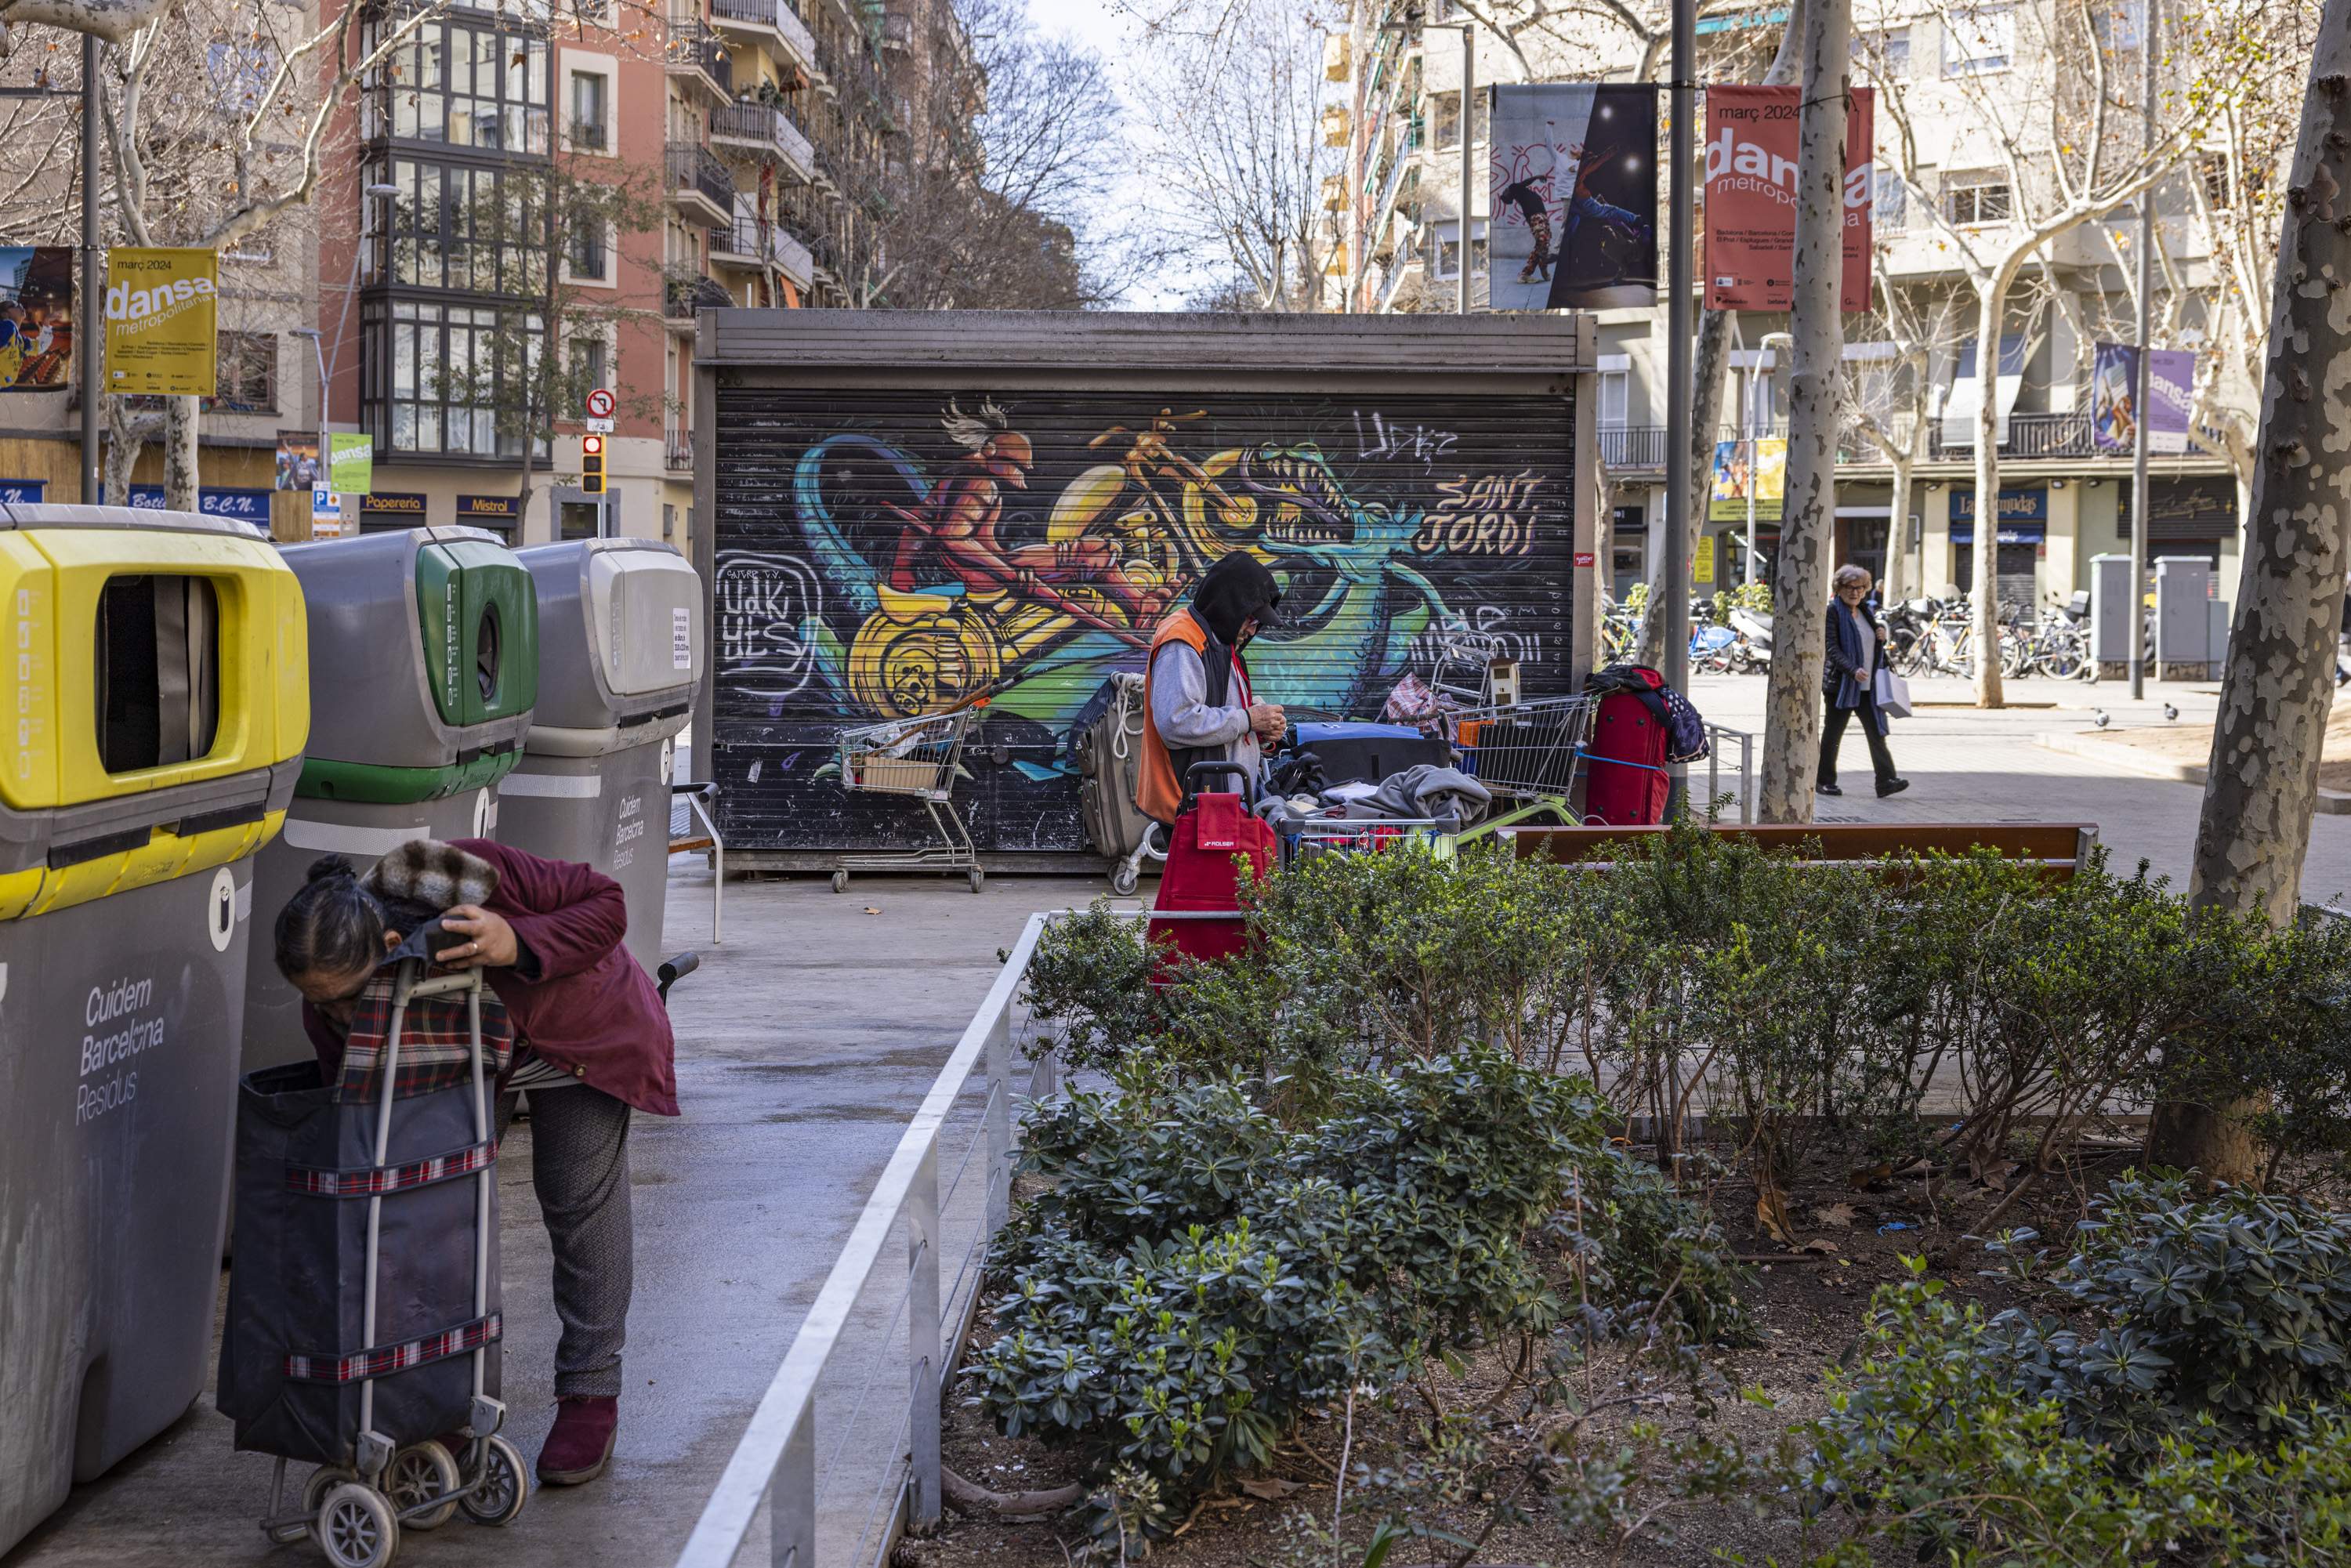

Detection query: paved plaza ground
xmin=9 ymin=676 xmax=2343 ymax=1568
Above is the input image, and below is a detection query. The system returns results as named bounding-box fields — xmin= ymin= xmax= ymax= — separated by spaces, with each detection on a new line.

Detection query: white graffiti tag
xmin=715 ymin=552 xmax=824 ymax=699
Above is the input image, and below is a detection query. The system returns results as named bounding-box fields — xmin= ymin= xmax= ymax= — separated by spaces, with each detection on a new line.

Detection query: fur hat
xmin=362 ymin=838 xmax=501 ymax=911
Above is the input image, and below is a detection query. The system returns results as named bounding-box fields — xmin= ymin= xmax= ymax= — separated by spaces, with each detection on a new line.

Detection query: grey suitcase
xmin=1072 ymin=673 xmax=1162 ymax=894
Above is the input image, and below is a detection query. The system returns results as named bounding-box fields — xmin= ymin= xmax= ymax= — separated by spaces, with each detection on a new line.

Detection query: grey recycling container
xmin=0 ymin=502 xmax=307 ymax=1555
xmin=241 ymin=527 xmax=538 ymax=1077
xmin=500 ymin=538 xmax=704 ymax=971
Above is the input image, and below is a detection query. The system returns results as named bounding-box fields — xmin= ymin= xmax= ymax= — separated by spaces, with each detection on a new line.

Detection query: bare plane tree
xmin=2154 ymin=0 xmax=2351 ymax=1182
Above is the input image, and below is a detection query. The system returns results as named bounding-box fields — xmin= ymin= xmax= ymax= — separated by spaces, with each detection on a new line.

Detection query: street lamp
xmin=1753 ymin=330 xmax=1793 ymax=589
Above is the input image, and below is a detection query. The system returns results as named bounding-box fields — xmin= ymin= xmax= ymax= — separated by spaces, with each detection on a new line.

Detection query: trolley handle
xmin=657 ymin=951 xmax=701 ymax=1003
xmin=1181 ymin=760 xmax=1259 ymax=814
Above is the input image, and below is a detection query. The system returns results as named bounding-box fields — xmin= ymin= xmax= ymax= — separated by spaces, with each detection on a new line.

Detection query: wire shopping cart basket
xmin=1281 ymin=814 xmax=1456 ymax=870
xmin=831 ymin=704 xmax=987 ymax=893
xmin=1447 ymin=695 xmax=1596 ymax=838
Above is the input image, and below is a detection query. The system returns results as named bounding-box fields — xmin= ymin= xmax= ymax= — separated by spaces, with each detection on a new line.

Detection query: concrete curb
xmin=2034 ymin=730 xmax=2351 ymax=814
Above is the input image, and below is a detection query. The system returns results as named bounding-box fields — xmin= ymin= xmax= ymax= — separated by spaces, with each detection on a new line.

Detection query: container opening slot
xmin=477 ymin=601 xmax=502 ymax=703
xmin=96 ymin=574 xmax=221 ymax=773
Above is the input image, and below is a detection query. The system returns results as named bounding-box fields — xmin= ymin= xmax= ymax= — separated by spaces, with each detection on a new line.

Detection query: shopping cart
xmin=226 ymin=932 xmax=527 ymax=1568
xmin=831 ymin=704 xmax=986 ymax=893
xmin=1441 ymin=695 xmax=1595 ymax=842
xmin=1281 ymin=813 xmax=1456 ymax=868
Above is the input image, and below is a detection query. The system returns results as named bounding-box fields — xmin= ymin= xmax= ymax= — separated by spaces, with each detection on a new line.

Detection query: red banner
xmin=1702 ymin=85 xmax=1874 ymax=312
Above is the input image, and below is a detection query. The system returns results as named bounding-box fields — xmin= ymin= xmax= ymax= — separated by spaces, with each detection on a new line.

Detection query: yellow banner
xmin=104 ymin=248 xmax=217 ymax=397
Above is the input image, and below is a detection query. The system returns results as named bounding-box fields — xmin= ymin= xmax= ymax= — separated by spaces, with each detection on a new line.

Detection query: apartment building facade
xmin=1325 ymin=0 xmax=2256 ymax=616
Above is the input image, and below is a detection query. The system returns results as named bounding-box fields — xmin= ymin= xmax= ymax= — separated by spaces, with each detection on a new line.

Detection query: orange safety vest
xmin=1138 ymin=607 xmax=1253 ymax=825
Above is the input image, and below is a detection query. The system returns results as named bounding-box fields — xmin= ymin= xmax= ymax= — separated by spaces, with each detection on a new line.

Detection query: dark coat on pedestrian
xmin=303 ymin=838 xmax=679 ymax=1116
xmin=1822 ymin=599 xmax=1887 ymax=737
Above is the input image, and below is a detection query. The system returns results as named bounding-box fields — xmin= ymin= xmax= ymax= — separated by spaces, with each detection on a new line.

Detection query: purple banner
xmin=2092 ymin=342 xmax=2195 ymax=456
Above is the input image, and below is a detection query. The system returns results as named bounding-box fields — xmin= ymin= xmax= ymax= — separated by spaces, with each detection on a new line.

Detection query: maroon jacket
xmin=304 ymin=838 xmax=679 ymax=1116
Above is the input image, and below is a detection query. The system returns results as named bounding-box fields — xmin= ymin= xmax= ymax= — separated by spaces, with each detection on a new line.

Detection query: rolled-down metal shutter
xmin=710 ymin=387 xmax=1578 ymax=859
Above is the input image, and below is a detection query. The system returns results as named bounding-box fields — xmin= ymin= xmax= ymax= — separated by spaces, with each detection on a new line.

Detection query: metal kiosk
xmin=0 ymin=502 xmax=308 ymax=1556
xmin=241 ymin=527 xmax=537 ymax=1076
xmin=501 ymin=538 xmax=704 ymax=970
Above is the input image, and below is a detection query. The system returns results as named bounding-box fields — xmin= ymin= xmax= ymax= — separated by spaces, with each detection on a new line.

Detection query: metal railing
xmin=668 ymin=142 xmax=737 ymax=218
xmin=1701 ymin=723 xmax=1757 ymax=824
xmin=667 ymin=15 xmax=734 ymax=95
xmin=674 ymin=911 xmax=1056 ymax=1568
xmin=1597 ymin=425 xmax=1670 ymax=469
xmin=665 ymin=426 xmax=696 ymax=471
xmin=712 ymin=100 xmax=816 ymax=178
xmin=1928 ymin=409 xmax=2094 ymax=461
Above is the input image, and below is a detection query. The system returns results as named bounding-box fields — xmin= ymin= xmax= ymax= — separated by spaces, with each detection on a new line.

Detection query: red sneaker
xmin=537 ymin=1396 xmax=619 ymax=1486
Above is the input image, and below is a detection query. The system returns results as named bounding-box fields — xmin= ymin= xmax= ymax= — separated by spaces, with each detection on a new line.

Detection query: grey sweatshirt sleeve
xmin=1150 ymin=642 xmax=1252 ymax=748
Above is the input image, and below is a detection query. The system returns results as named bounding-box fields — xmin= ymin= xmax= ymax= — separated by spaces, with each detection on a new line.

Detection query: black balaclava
xmin=1190 ymin=553 xmax=1284 ymax=646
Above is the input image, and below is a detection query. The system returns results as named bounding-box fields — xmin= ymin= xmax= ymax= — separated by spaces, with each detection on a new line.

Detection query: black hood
xmin=1190 ymin=553 xmax=1284 ymax=645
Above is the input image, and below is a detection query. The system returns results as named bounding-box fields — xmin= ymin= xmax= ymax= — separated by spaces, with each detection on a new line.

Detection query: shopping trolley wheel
xmin=831 ymin=870 xmax=849 ymax=894
xmin=313 ymin=1483 xmax=399 ymax=1568
xmin=459 ymin=1435 xmax=529 ymax=1528
xmin=300 ymin=1465 xmax=361 ymax=1518
xmin=386 ymin=1441 xmax=460 ymax=1530
xmin=967 ymin=868 xmax=985 ymax=893
xmin=1110 ymin=864 xmax=1138 ymax=896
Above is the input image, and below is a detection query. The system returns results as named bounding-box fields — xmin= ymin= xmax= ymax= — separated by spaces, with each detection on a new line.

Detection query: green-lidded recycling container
xmin=500 ymin=539 xmax=703 ymax=971
xmin=240 ymin=526 xmax=536 ymax=1076
xmin=0 ymin=502 xmax=307 ymax=1556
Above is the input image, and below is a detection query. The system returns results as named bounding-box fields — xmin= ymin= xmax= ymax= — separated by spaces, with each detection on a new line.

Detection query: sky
xmin=1008 ymin=0 xmax=1188 ymax=308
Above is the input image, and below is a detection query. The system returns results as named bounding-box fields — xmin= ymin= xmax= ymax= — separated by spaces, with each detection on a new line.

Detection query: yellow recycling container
xmin=0 ymin=502 xmax=307 ymax=1556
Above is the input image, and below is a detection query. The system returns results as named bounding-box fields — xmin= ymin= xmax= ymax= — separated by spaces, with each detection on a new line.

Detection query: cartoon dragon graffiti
xmin=781 ymin=402 xmax=1458 ymax=740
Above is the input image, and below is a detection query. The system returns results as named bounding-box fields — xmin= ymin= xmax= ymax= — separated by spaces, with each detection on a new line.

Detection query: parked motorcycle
xmin=1727 ymin=604 xmax=1773 ymax=672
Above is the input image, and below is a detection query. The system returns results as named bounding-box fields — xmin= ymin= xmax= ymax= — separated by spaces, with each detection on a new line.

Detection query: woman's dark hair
xmin=273 ymin=855 xmax=392 ymax=980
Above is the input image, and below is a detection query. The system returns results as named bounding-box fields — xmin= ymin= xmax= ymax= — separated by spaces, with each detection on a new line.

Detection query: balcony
xmin=567 ymin=114 xmax=610 ymax=154
xmin=666 ymin=142 xmax=735 ymax=226
xmin=1598 ymin=425 xmax=1671 ymax=471
xmin=1927 ymin=409 xmax=2094 ymax=462
xmin=708 ymin=0 xmax=817 ymax=73
xmin=665 ymin=426 xmax=695 ymax=472
xmin=665 ymin=15 xmax=734 ymax=105
xmin=709 ymin=97 xmax=816 ymax=182
xmin=665 ymin=271 xmax=734 ymax=335
xmin=811 ymin=31 xmax=886 ymax=113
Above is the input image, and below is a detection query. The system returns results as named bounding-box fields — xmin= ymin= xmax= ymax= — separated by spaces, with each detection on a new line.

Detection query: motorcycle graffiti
xmin=710 ymin=389 xmax=1579 ymax=852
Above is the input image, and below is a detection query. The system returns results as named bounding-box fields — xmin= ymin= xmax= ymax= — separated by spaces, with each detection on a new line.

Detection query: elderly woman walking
xmin=1819 ymin=564 xmax=1909 ymax=798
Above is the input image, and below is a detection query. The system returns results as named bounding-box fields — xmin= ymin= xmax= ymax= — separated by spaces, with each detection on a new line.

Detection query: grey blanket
xmin=1339 ymin=765 xmax=1491 ymax=824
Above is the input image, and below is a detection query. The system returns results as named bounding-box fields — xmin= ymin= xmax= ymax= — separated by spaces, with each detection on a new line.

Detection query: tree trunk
xmin=1756 ymin=0 xmax=1850 ymax=824
xmin=2153 ymin=13 xmax=2351 ymax=1182
xmin=1634 ymin=0 xmax=1809 ymax=671
xmin=104 ymin=392 xmax=142 ymax=504
xmin=1882 ymin=452 xmax=1912 ymax=604
xmin=163 ymin=394 xmax=200 ymax=509
xmin=1593 ymin=465 xmax=1616 ymax=671
xmin=1969 ymin=281 xmax=2007 ymax=706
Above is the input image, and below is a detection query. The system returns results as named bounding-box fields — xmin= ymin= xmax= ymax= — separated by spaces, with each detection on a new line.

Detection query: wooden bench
xmin=1505 ymin=821 xmax=2099 ymax=880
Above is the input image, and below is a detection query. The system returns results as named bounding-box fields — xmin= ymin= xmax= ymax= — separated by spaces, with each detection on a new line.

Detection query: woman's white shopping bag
xmin=1874 ymin=665 xmax=1913 ymax=719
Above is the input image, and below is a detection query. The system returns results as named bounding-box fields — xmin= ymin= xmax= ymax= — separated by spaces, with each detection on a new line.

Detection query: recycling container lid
xmin=2 ymin=501 xmax=269 ymax=540
xmin=516 ymin=538 xmax=702 ymax=752
xmin=282 ymin=527 xmax=538 ymax=795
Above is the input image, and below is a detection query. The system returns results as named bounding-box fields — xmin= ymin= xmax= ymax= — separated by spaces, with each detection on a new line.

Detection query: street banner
xmin=1708 ymin=436 xmax=1786 ymax=523
xmin=1702 ymin=85 xmax=1875 ymax=311
xmin=275 ymin=429 xmax=321 ymax=490
xmin=0 ymin=246 xmax=75 ymax=391
xmin=2091 ymin=342 xmax=2137 ymax=454
xmin=1488 ymin=84 xmax=1657 ymax=310
xmin=329 ymin=433 xmax=374 ymax=495
xmin=2091 ymin=345 xmax=2196 ymax=456
xmin=103 ymin=247 xmax=218 ymax=396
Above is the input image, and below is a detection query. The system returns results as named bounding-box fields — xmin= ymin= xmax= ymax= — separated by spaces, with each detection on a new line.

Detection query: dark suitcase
xmin=1290 ymin=720 xmax=1451 ymax=788
xmin=1071 ymin=673 xmax=1157 ymax=867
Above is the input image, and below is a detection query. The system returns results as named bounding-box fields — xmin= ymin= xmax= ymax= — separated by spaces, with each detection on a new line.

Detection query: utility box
xmin=0 ymin=503 xmax=307 ymax=1557
xmin=2088 ymin=552 xmax=2135 ymax=679
xmin=502 ymin=538 xmax=704 ymax=972
xmin=241 ymin=527 xmax=538 ymax=1076
xmin=2155 ymin=555 xmax=2218 ymax=680
xmin=693 ymin=310 xmax=1602 ymax=871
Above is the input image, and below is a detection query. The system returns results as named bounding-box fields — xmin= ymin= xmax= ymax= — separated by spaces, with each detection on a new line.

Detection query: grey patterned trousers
xmin=498 ymin=1086 xmax=634 ymax=1399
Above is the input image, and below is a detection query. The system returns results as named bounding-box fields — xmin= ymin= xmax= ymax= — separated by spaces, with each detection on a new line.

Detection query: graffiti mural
xmin=710 ymin=389 xmax=1579 ymax=853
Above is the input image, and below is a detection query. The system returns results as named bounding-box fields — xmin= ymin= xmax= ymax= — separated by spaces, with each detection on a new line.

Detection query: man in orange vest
xmin=1136 ymin=554 xmax=1288 ymax=824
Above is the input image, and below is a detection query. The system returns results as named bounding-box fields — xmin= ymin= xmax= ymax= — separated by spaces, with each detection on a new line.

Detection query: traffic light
xmin=581 ymin=433 xmax=606 ymax=495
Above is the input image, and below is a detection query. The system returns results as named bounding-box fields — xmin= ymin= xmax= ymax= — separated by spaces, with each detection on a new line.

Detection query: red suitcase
xmin=1583 ymin=690 xmax=1672 ymax=824
xmin=1147 ymin=763 xmax=1275 ymax=978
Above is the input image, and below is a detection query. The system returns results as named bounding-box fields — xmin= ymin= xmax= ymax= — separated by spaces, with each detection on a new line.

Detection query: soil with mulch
xmin=893 ymin=1139 xmax=2121 ymax=1568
